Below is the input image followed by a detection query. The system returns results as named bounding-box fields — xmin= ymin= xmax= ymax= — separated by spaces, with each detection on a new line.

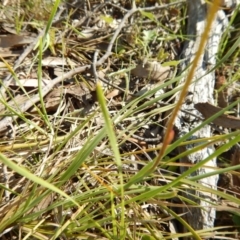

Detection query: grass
xmin=0 ymin=0 xmax=240 ymax=239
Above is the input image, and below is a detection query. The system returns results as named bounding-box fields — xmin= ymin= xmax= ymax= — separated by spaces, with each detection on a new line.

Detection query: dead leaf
xmin=0 ymin=49 xmax=22 ymax=57
xmin=42 ymin=57 xmax=77 ymax=67
xmin=9 ymin=79 xmax=51 ymax=87
xmin=194 ymin=102 xmax=240 ymax=129
xmin=44 ymin=83 xmax=95 ymax=112
xmin=31 ymin=193 xmax=54 ymax=213
xmin=131 ymin=60 xmax=170 ymax=82
xmin=215 ymin=75 xmax=228 ymax=108
xmin=44 ymin=88 xmax=64 ymax=111
xmin=0 ymin=35 xmax=35 ymax=48
xmin=106 ymin=89 xmax=120 ymax=98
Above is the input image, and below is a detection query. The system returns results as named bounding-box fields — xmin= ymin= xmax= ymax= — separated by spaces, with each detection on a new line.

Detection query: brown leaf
xmin=44 ymin=88 xmax=63 ymax=112
xmin=0 ymin=49 xmax=21 ymax=57
xmin=194 ymin=102 xmax=240 ymax=129
xmin=215 ymin=75 xmax=228 ymax=108
xmin=106 ymin=89 xmax=120 ymax=98
xmin=0 ymin=35 xmax=35 ymax=48
xmin=131 ymin=60 xmax=170 ymax=82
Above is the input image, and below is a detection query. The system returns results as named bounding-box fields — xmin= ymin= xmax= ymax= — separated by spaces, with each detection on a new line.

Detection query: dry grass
xmin=0 ymin=0 xmax=240 ymax=239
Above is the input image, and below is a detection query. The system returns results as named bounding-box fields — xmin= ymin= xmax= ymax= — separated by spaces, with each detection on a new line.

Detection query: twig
xmin=130 ymin=133 xmax=162 ymax=143
xmin=92 ymin=50 xmax=99 ymax=82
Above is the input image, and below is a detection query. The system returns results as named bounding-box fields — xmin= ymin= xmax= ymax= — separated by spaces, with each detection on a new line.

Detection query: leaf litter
xmin=0 ymin=0 xmax=240 ymax=239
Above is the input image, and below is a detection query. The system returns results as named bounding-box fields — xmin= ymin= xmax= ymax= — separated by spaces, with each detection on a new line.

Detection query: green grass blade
xmin=0 ymin=153 xmax=80 ymax=207
xmin=96 ymin=82 xmax=126 ymax=239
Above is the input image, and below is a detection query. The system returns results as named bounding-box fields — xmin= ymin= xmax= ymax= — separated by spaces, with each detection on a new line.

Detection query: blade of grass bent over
xmin=151 ymin=0 xmax=221 ymax=172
